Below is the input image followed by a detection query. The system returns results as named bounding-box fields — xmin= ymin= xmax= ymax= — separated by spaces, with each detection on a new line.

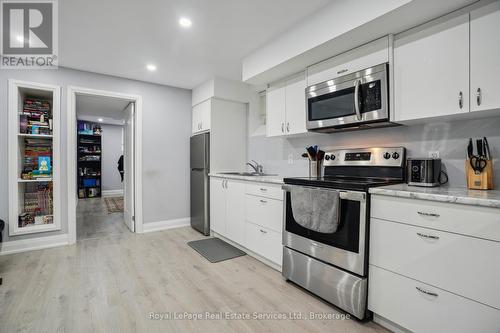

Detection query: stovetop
xmin=283 ymin=176 xmax=404 ymax=191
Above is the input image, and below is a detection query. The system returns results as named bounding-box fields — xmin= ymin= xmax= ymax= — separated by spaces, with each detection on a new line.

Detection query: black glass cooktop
xmin=283 ymin=176 xmax=402 ymax=191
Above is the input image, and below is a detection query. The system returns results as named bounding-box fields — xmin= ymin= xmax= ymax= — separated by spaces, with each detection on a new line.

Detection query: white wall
xmin=247 ymin=113 xmax=500 ymax=188
xmin=101 ymin=124 xmax=124 ymax=192
xmin=0 ymin=67 xmax=192 ymax=242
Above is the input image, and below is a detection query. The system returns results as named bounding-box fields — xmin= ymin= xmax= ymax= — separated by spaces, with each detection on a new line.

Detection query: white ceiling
xmin=59 ymin=0 xmax=332 ymax=89
xmin=76 ymin=94 xmax=130 ymax=125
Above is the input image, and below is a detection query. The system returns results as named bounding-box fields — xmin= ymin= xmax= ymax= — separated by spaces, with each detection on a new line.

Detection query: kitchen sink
xmin=219 ymin=172 xmax=278 ymax=177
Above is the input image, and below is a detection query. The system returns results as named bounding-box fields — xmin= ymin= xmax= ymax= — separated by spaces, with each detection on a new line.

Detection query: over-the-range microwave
xmin=306 ymin=63 xmax=396 ymax=132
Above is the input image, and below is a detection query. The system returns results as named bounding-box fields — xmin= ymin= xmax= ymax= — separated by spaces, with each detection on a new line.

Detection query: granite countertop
xmin=369 ymin=184 xmax=500 ymax=209
xmin=209 ymin=173 xmax=284 ymax=185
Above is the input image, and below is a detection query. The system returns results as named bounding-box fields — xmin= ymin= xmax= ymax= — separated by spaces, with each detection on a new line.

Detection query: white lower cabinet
xmin=209 ymin=177 xmax=284 ymax=267
xmin=244 ymin=222 xmax=282 ymax=265
xmin=369 ymin=266 xmax=500 ymax=333
xmin=369 ymin=195 xmax=500 ymax=332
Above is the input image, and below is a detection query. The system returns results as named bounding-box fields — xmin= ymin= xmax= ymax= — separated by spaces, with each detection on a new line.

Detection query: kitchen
xmin=1 ymin=0 xmax=500 ymax=332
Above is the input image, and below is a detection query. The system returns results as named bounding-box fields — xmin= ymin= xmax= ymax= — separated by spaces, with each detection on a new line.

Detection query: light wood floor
xmin=0 ymin=201 xmax=389 ymax=333
xmin=76 ymin=197 xmax=128 ymax=241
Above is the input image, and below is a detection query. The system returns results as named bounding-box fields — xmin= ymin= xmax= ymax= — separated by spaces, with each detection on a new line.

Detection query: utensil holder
xmin=465 ymin=159 xmax=494 ymax=190
xmin=309 ymin=160 xmax=323 ymax=179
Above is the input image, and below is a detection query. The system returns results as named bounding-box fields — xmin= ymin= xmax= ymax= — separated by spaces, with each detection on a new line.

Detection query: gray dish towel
xmin=290 ymin=187 xmax=340 ymax=234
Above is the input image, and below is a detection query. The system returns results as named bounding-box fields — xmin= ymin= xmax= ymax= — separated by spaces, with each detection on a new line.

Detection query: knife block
xmin=465 ymin=159 xmax=494 ymax=190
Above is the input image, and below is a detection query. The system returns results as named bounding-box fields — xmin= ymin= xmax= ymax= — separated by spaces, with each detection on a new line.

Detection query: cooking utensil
xmin=317 ymin=150 xmax=325 ymax=161
xmin=470 ymin=156 xmax=488 ymax=174
xmin=467 ymin=138 xmax=474 ymax=159
xmin=306 ymin=146 xmax=317 ymax=161
xmin=301 ymin=153 xmax=309 ymax=158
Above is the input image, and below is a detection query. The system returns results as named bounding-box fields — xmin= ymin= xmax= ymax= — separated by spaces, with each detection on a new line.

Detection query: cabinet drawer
xmin=371 ymin=195 xmax=500 ymax=242
xmin=245 ymin=183 xmax=283 ymax=200
xmin=368 ymin=265 xmax=500 ymax=333
xmin=370 ymin=218 xmax=500 ymax=309
xmin=244 ymin=222 xmax=282 ymax=265
xmin=245 ymin=194 xmax=283 ymax=233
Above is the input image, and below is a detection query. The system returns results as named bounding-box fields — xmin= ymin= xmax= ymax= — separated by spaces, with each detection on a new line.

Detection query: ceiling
xmin=76 ymin=94 xmax=130 ymax=125
xmin=59 ymin=0 xmax=332 ymax=89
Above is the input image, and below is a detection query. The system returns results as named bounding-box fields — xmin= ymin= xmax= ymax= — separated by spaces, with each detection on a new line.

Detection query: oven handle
xmin=281 ymin=185 xmax=366 ymax=202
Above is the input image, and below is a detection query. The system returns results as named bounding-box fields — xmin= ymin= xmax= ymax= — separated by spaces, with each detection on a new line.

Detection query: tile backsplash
xmin=248 ymin=116 xmax=500 ymax=188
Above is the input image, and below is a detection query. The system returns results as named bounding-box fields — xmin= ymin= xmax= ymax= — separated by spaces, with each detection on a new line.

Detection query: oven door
xmin=282 ymin=185 xmax=367 ymax=276
xmin=306 ymin=64 xmax=388 ymax=130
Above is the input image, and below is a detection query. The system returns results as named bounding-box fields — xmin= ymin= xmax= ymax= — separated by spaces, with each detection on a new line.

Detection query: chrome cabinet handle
xmin=417 ymin=211 xmax=440 ymax=217
xmin=281 ymin=122 xmax=284 ymax=133
xmin=417 ymin=232 xmax=439 ymax=240
xmin=416 ymin=286 xmax=438 ymax=297
xmin=259 ymin=188 xmax=267 ymax=192
xmin=259 ymin=229 xmax=267 ymax=234
xmin=337 ymin=69 xmax=348 ymax=75
xmin=354 ymin=80 xmax=362 ymax=120
xmin=259 ymin=199 xmax=267 ymax=203
xmin=477 ymin=88 xmax=482 ymax=106
xmin=459 ymin=91 xmax=463 ymax=109
xmin=286 ymin=122 xmax=290 ymax=132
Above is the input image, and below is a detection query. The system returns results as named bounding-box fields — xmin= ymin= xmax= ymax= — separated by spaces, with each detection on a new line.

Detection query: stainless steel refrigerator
xmin=190 ymin=132 xmax=210 ymax=235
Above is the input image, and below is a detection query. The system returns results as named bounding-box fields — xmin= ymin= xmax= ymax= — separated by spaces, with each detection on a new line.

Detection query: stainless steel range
xmin=282 ymin=147 xmax=406 ymax=320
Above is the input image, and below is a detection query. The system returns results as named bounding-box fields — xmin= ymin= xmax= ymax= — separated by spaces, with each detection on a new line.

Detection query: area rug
xmin=188 ymin=238 xmax=246 ymax=263
xmin=104 ymin=197 xmax=124 ymax=214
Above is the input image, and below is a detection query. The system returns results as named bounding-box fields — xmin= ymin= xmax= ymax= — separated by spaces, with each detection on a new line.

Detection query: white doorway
xmin=67 ymin=87 xmax=143 ymax=244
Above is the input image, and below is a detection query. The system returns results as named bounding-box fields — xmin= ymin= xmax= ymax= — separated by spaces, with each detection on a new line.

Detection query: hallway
xmin=77 ymin=196 xmax=128 ymax=241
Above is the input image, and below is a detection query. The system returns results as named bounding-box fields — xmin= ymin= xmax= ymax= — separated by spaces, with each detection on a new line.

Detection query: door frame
xmin=67 ymin=86 xmax=144 ymax=244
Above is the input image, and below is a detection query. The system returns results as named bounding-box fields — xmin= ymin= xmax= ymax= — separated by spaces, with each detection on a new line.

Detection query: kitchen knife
xmin=476 ymin=139 xmax=484 ymax=157
xmin=483 ymin=137 xmax=491 ymax=160
xmin=467 ymin=138 xmax=474 ymax=159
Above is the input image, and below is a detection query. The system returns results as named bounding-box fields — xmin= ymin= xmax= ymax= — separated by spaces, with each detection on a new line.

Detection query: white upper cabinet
xmin=470 ymin=2 xmax=500 ymax=112
xmin=285 ymin=73 xmax=307 ymax=135
xmin=266 ymin=82 xmax=286 ymax=137
xmin=266 ymin=73 xmax=307 ymax=137
xmin=192 ymin=99 xmax=211 ymax=134
xmin=394 ymin=14 xmax=469 ymax=122
xmin=307 ymin=36 xmax=390 ymax=87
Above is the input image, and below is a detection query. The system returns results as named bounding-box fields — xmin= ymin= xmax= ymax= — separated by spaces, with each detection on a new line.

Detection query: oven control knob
xmin=325 ymin=155 xmax=330 ymax=161
xmin=392 ymin=152 xmax=400 ymax=159
xmin=383 ymin=152 xmax=391 ymax=160
xmin=330 ymin=154 xmax=336 ymax=160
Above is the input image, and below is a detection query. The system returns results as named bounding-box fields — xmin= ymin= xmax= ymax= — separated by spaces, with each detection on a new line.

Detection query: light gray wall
xmin=101 ymin=124 xmax=124 ymax=192
xmin=0 ymin=67 xmax=192 ymax=242
xmin=248 ymin=116 xmax=500 ymax=188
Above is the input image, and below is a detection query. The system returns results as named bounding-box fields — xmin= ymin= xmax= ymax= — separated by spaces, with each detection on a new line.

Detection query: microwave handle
xmin=354 ymin=80 xmax=362 ymax=121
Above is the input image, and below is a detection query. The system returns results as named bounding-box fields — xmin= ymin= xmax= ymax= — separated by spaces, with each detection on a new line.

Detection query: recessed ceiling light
xmin=146 ymin=64 xmax=157 ymax=71
xmin=179 ymin=17 xmax=192 ymax=28
xmin=98 ymin=118 xmax=103 ymax=122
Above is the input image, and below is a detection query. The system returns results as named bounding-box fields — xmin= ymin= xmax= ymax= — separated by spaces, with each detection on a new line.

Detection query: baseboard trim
xmin=102 ymin=189 xmax=124 ymax=197
xmin=141 ymin=218 xmax=190 ymax=233
xmin=373 ymin=314 xmax=411 ymax=333
xmin=0 ymin=234 xmax=70 ymax=255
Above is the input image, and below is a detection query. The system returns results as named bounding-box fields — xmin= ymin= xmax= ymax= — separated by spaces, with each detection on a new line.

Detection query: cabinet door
xmin=285 ymin=74 xmax=307 ymax=135
xmin=394 ymin=14 xmax=469 ymax=121
xmin=209 ymin=177 xmax=226 ymax=236
xmin=199 ymin=99 xmax=211 ymax=132
xmin=192 ymin=105 xmax=200 ymax=134
xmin=224 ymin=180 xmax=246 ymax=245
xmin=266 ymin=83 xmax=286 ymax=137
xmin=471 ymin=2 xmax=500 ymax=112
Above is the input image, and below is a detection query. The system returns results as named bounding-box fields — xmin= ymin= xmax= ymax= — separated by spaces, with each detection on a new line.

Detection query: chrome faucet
xmin=246 ymin=160 xmax=263 ymax=175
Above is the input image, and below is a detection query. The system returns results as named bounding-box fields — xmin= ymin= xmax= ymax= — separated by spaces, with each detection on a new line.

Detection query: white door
xmin=470 ymin=2 xmax=500 ymax=112
xmin=123 ymin=103 xmax=135 ymax=232
xmin=285 ymin=74 xmax=307 ymax=135
xmin=394 ymin=14 xmax=469 ymax=121
xmin=224 ymin=180 xmax=245 ymax=245
xmin=266 ymin=84 xmax=286 ymax=137
xmin=210 ymin=177 xmax=226 ymax=236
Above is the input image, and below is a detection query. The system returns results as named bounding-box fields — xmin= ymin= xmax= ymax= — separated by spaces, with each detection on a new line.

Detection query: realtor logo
xmin=1 ymin=0 xmax=58 ymax=68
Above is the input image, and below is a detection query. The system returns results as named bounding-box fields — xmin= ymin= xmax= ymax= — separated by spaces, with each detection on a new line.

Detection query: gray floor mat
xmin=187 ymin=238 xmax=246 ymax=263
